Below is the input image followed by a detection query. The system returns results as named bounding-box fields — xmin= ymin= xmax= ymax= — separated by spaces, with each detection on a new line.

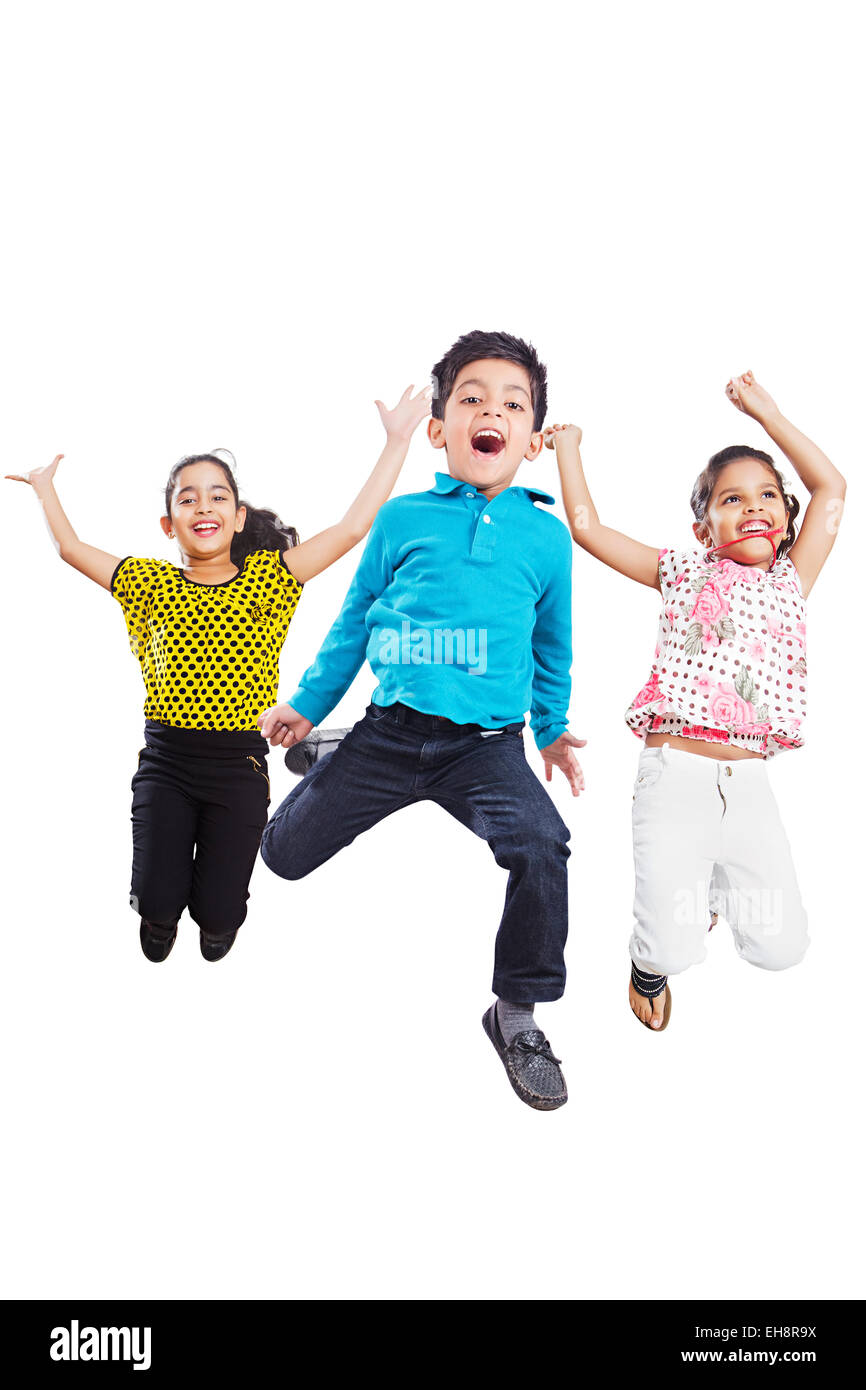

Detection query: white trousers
xmin=629 ymin=743 xmax=809 ymax=976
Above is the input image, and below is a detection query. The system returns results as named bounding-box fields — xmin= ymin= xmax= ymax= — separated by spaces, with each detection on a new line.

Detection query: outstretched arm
xmin=5 ymin=455 xmax=121 ymax=590
xmin=545 ymin=424 xmax=661 ymax=589
xmin=258 ymin=513 xmax=394 ymax=747
xmin=725 ymin=371 xmax=846 ymax=598
xmin=283 ymin=386 xmax=431 ymax=585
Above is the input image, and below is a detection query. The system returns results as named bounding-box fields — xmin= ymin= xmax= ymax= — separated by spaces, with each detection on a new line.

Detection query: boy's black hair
xmin=164 ymin=450 xmax=299 ymax=564
xmin=430 ymin=330 xmax=548 ymax=432
xmin=690 ymin=444 xmax=800 ymax=560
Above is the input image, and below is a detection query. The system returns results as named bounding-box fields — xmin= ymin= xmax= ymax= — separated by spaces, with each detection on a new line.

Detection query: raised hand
xmin=543 ymin=423 xmax=583 ymax=450
xmin=256 ymin=702 xmax=314 ymax=749
xmin=6 ymin=453 xmax=64 ymax=495
xmin=540 ymin=730 xmax=587 ymax=796
xmin=725 ymin=371 xmax=779 ymax=423
xmin=5 ymin=453 xmax=123 ymax=589
xmin=374 ymin=384 xmax=433 ymax=442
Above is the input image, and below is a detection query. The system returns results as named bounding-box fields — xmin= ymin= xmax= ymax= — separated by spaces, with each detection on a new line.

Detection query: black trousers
xmin=129 ymin=721 xmax=271 ymax=939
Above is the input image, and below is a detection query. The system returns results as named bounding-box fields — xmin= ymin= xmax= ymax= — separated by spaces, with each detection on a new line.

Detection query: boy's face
xmin=427 ymin=358 xmax=544 ymax=498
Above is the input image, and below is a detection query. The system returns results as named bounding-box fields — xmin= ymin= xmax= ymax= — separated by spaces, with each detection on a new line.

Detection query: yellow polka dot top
xmin=111 ymin=549 xmax=303 ymax=731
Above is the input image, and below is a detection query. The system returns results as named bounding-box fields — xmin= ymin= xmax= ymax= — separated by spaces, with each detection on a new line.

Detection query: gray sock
xmin=496 ymin=998 xmax=537 ymax=1044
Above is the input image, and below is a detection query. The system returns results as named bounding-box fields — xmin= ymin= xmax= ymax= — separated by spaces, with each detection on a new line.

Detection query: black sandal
xmin=630 ymin=962 xmax=672 ymax=1032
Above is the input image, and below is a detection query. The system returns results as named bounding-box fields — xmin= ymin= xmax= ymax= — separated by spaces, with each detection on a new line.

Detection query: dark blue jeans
xmin=259 ymin=702 xmax=571 ymax=1002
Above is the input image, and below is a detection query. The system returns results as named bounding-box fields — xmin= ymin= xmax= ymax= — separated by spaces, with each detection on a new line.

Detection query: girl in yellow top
xmin=7 ymin=387 xmax=431 ymax=962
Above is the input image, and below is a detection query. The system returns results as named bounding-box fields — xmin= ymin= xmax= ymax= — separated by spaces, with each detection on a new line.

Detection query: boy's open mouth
xmin=471 ymin=428 xmax=505 ymax=457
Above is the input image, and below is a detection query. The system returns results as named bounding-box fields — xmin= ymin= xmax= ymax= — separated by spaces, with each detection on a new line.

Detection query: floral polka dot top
xmin=111 ymin=549 xmax=303 ymax=732
xmin=625 ymin=548 xmax=807 ymax=757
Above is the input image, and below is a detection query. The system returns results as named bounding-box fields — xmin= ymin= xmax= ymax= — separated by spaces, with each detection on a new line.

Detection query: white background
xmin=1 ymin=0 xmax=862 ymax=1300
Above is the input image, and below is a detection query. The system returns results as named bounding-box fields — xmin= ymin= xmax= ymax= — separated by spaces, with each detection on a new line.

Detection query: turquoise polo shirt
xmin=288 ymin=471 xmax=573 ymax=751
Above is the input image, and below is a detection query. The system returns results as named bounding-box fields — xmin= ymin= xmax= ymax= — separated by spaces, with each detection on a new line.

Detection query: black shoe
xmin=139 ymin=918 xmax=178 ymax=963
xmin=284 ymin=727 xmax=351 ymax=776
xmin=200 ymin=929 xmax=237 ymax=962
xmin=482 ymin=1004 xmax=568 ymax=1111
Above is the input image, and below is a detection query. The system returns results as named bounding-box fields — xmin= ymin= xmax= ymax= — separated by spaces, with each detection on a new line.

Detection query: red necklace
xmin=706 ymin=526 xmax=785 ymax=570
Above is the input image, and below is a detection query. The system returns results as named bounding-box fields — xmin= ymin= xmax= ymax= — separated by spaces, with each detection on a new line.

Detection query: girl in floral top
xmin=546 ymin=372 xmax=846 ymax=1032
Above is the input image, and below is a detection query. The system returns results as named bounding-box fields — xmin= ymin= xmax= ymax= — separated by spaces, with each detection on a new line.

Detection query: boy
xmin=258 ymin=330 xmax=584 ymax=1110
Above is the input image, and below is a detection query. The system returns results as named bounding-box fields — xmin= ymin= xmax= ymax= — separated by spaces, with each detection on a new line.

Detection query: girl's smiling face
xmin=161 ymin=461 xmax=247 ymax=558
xmin=694 ymin=457 xmax=789 ymax=569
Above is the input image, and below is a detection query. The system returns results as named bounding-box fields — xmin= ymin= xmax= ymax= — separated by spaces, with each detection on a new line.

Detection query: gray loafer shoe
xmin=482 ymin=1004 xmax=568 ymax=1111
xmin=284 ymin=727 xmax=352 ymax=776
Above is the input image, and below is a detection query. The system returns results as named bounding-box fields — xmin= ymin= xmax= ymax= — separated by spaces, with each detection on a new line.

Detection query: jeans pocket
xmin=480 ymin=721 xmax=524 ymax=739
xmin=367 ymin=702 xmax=391 ymax=723
xmin=246 ymin=754 xmax=271 ymax=804
xmin=633 ymin=760 xmax=664 ymax=800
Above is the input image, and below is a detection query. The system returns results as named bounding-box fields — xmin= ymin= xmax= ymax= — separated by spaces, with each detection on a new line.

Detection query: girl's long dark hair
xmin=690 ymin=445 xmax=800 ymax=561
xmin=164 ymin=450 xmax=299 ymax=564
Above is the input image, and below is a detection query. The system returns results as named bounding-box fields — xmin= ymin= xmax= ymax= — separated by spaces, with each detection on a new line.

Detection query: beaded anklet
xmin=631 ymin=962 xmax=668 ymax=998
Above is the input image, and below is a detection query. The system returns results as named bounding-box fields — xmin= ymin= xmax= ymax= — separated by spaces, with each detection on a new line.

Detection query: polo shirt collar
xmin=430 ymin=470 xmax=555 ymax=506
